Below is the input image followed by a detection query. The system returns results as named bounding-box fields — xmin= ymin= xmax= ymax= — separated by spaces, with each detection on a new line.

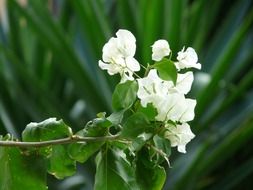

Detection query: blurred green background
xmin=0 ymin=0 xmax=253 ymax=189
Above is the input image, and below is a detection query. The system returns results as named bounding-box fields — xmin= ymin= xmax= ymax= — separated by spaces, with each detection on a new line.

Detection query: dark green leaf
xmin=91 ymin=117 xmax=112 ymax=128
xmin=47 ymin=145 xmax=76 ymax=179
xmin=121 ymin=113 xmax=154 ymax=139
xmin=107 ymin=109 xmax=126 ymax=125
xmin=94 ymin=148 xmax=139 ymax=190
xmin=153 ymin=135 xmax=171 ymax=164
xmin=136 ymin=150 xmax=166 ymax=190
xmin=22 ymin=118 xmax=72 ymax=142
xmin=0 ymin=147 xmax=47 ymax=190
xmin=112 ymin=80 xmax=138 ymax=111
xmin=21 ymin=118 xmax=76 ymax=179
xmin=152 ymin=58 xmax=177 ymax=84
xmin=68 ymin=142 xmax=104 ymax=163
xmin=68 ymin=120 xmax=107 ymax=163
xmin=153 ymin=135 xmax=171 ymax=157
xmin=130 ymin=133 xmax=153 ymax=152
xmin=137 ymin=103 xmax=158 ymax=121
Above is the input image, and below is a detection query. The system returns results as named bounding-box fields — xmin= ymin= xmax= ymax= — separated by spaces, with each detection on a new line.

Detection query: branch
xmin=0 ymin=134 xmax=120 ymax=148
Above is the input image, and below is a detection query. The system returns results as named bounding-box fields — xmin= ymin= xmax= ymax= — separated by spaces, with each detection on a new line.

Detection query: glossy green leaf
xmin=153 ymin=135 xmax=171 ymax=164
xmin=21 ymin=118 xmax=76 ymax=179
xmin=152 ymin=58 xmax=177 ymax=84
xmin=94 ymin=148 xmax=139 ymax=190
xmin=137 ymin=103 xmax=158 ymax=121
xmin=68 ymin=142 xmax=103 ymax=164
xmin=121 ymin=112 xmax=153 ymax=139
xmin=153 ymin=135 xmax=171 ymax=156
xmin=0 ymin=147 xmax=47 ymax=190
xmin=107 ymin=110 xmax=125 ymax=125
xmin=67 ymin=139 xmax=105 ymax=164
xmin=136 ymin=150 xmax=166 ymax=190
xmin=47 ymin=145 xmax=76 ymax=179
xmin=130 ymin=133 xmax=153 ymax=152
xmin=112 ymin=80 xmax=138 ymax=111
xmin=22 ymin=118 xmax=72 ymax=142
xmin=68 ymin=119 xmax=107 ymax=163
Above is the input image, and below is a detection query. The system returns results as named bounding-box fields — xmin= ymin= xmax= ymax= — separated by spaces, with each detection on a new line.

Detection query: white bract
xmin=164 ymin=123 xmax=195 ymax=153
xmin=155 ymin=95 xmax=196 ymax=123
xmin=99 ymin=29 xmax=140 ymax=82
xmin=151 ymin=40 xmax=171 ymax=61
xmin=137 ymin=69 xmax=196 ymax=123
xmin=175 ymin=72 xmax=194 ymax=94
xmin=175 ymin=47 xmax=201 ymax=70
xmin=137 ymin=69 xmax=173 ymax=107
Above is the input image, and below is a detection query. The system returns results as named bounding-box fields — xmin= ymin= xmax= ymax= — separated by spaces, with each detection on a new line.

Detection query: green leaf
xmin=47 ymin=145 xmax=76 ymax=179
xmin=107 ymin=109 xmax=126 ymax=125
xmin=91 ymin=117 xmax=112 ymax=128
xmin=121 ymin=112 xmax=154 ymax=139
xmin=68 ymin=119 xmax=107 ymax=163
xmin=153 ymin=135 xmax=171 ymax=157
xmin=68 ymin=142 xmax=104 ymax=163
xmin=94 ymin=148 xmax=139 ymax=190
xmin=130 ymin=133 xmax=153 ymax=152
xmin=112 ymin=80 xmax=138 ymax=111
xmin=0 ymin=147 xmax=47 ymax=190
xmin=136 ymin=150 xmax=166 ymax=190
xmin=22 ymin=118 xmax=72 ymax=142
xmin=137 ymin=103 xmax=158 ymax=121
xmin=153 ymin=135 xmax=171 ymax=164
xmin=152 ymin=58 xmax=177 ymax=84
xmin=21 ymin=118 xmax=76 ymax=179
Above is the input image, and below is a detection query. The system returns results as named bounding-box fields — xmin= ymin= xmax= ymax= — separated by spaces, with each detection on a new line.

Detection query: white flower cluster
xmin=99 ymin=29 xmax=140 ymax=82
xmin=99 ymin=29 xmax=201 ymax=153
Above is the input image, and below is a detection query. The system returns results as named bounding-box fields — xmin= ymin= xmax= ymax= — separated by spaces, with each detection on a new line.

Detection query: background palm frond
xmin=0 ymin=0 xmax=252 ymax=189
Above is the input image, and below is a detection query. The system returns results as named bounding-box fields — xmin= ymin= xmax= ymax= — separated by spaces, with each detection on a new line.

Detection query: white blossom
xmin=99 ymin=29 xmax=140 ymax=82
xmin=164 ymin=123 xmax=195 ymax=153
xmin=155 ymin=95 xmax=196 ymax=122
xmin=137 ymin=69 xmax=196 ymax=123
xmin=175 ymin=71 xmax=194 ymax=94
xmin=151 ymin=40 xmax=171 ymax=61
xmin=175 ymin=47 xmax=201 ymax=70
xmin=137 ymin=69 xmax=173 ymax=107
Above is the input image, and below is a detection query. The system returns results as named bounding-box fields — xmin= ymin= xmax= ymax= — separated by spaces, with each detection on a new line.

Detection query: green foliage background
xmin=0 ymin=0 xmax=252 ymax=189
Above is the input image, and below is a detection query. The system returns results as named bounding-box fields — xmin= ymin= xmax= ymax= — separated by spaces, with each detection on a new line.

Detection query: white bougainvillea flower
xmin=154 ymin=93 xmax=184 ymax=122
xmin=137 ymin=69 xmax=173 ymax=107
xmin=151 ymin=39 xmax=171 ymax=61
xmin=175 ymin=71 xmax=194 ymax=94
xmin=116 ymin=29 xmax=136 ymax=57
xmin=178 ymin=98 xmax=196 ymax=122
xmin=99 ymin=29 xmax=140 ymax=82
xmin=137 ymin=69 xmax=196 ymax=123
xmin=155 ymin=95 xmax=196 ymax=123
xmin=175 ymin=47 xmax=201 ymax=70
xmin=164 ymin=123 xmax=195 ymax=153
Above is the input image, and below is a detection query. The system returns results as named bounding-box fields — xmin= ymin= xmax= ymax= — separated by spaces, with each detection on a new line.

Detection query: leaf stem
xmin=0 ymin=134 xmax=120 ymax=148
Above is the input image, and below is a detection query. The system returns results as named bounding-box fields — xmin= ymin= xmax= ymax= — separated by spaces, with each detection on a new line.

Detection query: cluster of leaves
xmin=0 ymin=74 xmax=173 ymax=189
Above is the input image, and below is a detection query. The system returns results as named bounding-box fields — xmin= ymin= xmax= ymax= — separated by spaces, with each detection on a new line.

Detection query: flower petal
xmin=99 ymin=60 xmax=120 ymax=75
xmin=116 ymin=29 xmax=136 ymax=57
xmin=165 ymin=123 xmax=195 ymax=153
xmin=151 ymin=39 xmax=171 ymax=61
xmin=175 ymin=71 xmax=194 ymax=94
xmin=125 ymin=57 xmax=140 ymax=72
xmin=176 ymin=47 xmax=201 ymax=70
xmin=179 ymin=99 xmax=196 ymax=122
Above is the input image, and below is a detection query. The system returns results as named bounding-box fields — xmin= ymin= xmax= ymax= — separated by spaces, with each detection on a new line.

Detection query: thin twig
xmin=0 ymin=134 xmax=120 ymax=148
xmin=147 ymin=143 xmax=171 ymax=168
